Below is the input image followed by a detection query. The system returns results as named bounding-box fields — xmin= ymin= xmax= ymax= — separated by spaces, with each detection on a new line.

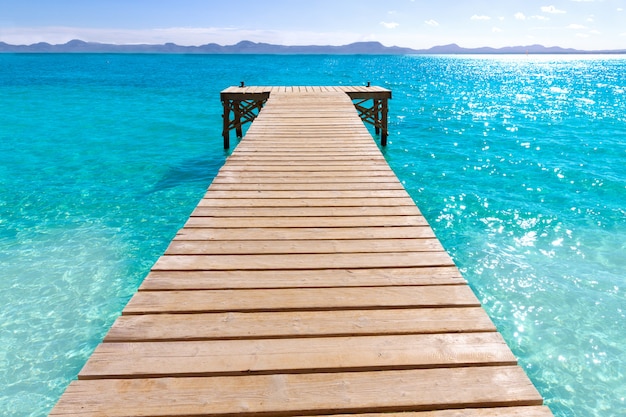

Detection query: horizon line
xmin=1 ymin=38 xmax=625 ymax=54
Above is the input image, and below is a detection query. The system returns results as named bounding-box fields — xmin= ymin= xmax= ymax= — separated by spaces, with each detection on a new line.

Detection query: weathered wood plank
xmin=304 ymin=407 xmax=555 ymax=417
xmin=122 ymin=285 xmax=479 ymax=315
xmin=211 ymin=173 xmax=401 ymax=182
xmin=80 ymin=333 xmax=516 ymax=379
xmin=207 ymin=182 xmax=405 ymax=191
xmin=165 ymin=238 xmax=444 ymax=255
xmin=236 ymin=135 xmax=377 ymax=141
xmin=216 ymin=165 xmax=395 ymax=172
xmin=105 ymin=307 xmax=497 ymax=342
xmin=242 ymin=135 xmax=369 ymax=141
xmin=51 ymin=367 xmax=542 ymax=416
xmin=139 ymin=266 xmax=466 ymax=290
xmin=224 ymin=160 xmax=388 ymax=166
xmin=233 ymin=147 xmax=381 ymax=152
xmin=184 ymin=215 xmax=428 ymax=228
xmin=174 ymin=226 xmax=436 ymax=240
xmin=246 ymin=124 xmax=368 ymax=130
xmin=190 ymin=205 xmax=422 ymax=217
xmin=223 ymin=161 xmax=393 ymax=168
xmin=231 ymin=150 xmax=383 ymax=155
xmin=152 ymin=251 xmax=455 ymax=271
xmin=196 ymin=197 xmax=418 ymax=208
xmin=221 ymin=86 xmax=391 ymax=95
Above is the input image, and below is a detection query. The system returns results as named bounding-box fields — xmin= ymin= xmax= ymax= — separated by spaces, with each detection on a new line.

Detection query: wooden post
xmin=381 ymin=98 xmax=389 ymax=147
xmin=222 ymin=99 xmax=230 ymax=149
xmin=234 ymin=100 xmax=243 ymax=139
xmin=374 ymin=99 xmax=381 ymax=135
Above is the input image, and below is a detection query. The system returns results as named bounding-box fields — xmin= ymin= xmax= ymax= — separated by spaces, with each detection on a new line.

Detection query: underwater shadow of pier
xmin=148 ymin=155 xmax=225 ymax=194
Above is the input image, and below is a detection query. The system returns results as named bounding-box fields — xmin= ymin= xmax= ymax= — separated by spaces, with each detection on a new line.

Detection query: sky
xmin=1 ymin=0 xmax=625 ymax=50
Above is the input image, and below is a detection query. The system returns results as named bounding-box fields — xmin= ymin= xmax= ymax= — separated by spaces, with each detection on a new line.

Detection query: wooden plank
xmin=215 ymin=171 xmax=399 ymax=179
xmin=222 ymin=161 xmax=393 ymax=167
xmin=225 ymin=155 xmax=387 ymax=162
xmin=139 ymin=266 xmax=466 ymax=290
xmin=246 ymin=122 xmax=367 ymax=126
xmin=231 ymin=132 xmax=370 ymax=138
xmin=122 ymin=285 xmax=480 ymax=315
xmin=214 ymin=173 xmax=400 ymax=181
xmin=244 ymin=131 xmax=369 ymax=136
xmin=232 ymin=146 xmax=379 ymax=152
xmin=218 ymin=168 xmax=394 ymax=177
xmin=105 ymin=307 xmax=497 ymax=341
xmin=151 ymin=251 xmax=455 ymax=271
xmin=207 ymin=182 xmax=405 ymax=191
xmin=200 ymin=190 xmax=411 ymax=198
xmin=249 ymin=114 xmax=361 ymax=119
xmin=165 ymin=238 xmax=444 ymax=255
xmin=79 ymin=332 xmax=516 ymax=379
xmin=189 ymin=205 xmax=422 ymax=217
xmin=237 ymin=141 xmax=376 ymax=146
xmin=195 ymin=197 xmax=417 ymax=207
xmin=216 ymin=165 xmax=395 ymax=172
xmin=184 ymin=215 xmax=428 ymax=228
xmin=305 ymin=407 xmax=555 ymax=417
xmin=230 ymin=152 xmax=385 ymax=158
xmin=231 ymin=154 xmax=385 ymax=159
xmin=174 ymin=226 xmax=436 ymax=241
xmin=51 ymin=367 xmax=542 ymax=416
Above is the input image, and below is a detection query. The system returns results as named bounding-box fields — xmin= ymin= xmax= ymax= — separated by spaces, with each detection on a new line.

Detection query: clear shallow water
xmin=0 ymin=54 xmax=624 ymax=417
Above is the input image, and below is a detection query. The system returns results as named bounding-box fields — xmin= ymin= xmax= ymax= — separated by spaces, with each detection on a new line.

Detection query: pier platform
xmin=50 ymin=86 xmax=553 ymax=416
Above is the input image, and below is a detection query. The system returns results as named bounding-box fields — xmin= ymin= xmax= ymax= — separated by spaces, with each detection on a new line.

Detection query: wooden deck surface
xmin=50 ymin=87 xmax=552 ymax=416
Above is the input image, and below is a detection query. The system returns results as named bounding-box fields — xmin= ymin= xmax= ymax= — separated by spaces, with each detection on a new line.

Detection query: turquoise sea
xmin=0 ymin=54 xmax=624 ymax=416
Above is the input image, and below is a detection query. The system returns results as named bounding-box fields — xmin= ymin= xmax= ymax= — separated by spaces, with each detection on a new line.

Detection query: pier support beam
xmin=349 ymin=95 xmax=390 ymax=146
xmin=220 ymin=86 xmax=391 ymax=148
xmin=221 ymin=91 xmax=269 ymax=149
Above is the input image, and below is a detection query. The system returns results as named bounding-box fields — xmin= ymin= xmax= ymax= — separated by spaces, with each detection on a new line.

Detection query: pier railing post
xmin=381 ymin=97 xmax=389 ymax=146
xmin=374 ymin=99 xmax=381 ymax=135
xmin=222 ymin=99 xmax=231 ymax=149
xmin=234 ymin=100 xmax=243 ymax=139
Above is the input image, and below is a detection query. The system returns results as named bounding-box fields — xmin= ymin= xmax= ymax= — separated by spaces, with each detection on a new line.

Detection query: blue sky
xmin=1 ymin=0 xmax=625 ymax=50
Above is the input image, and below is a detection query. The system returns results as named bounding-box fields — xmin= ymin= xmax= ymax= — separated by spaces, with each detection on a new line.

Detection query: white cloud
xmin=380 ymin=21 xmax=399 ymax=29
xmin=589 ymin=30 xmax=601 ymax=35
xmin=425 ymin=19 xmax=439 ymax=27
xmin=517 ymin=12 xmax=550 ymax=21
xmin=576 ymin=33 xmax=590 ymax=38
xmin=471 ymin=15 xmax=491 ymax=21
xmin=492 ymin=27 xmax=502 ymax=33
xmin=567 ymin=24 xmax=587 ymax=29
xmin=618 ymin=8 xmax=624 ymax=12
xmin=541 ymin=5 xmax=566 ymax=14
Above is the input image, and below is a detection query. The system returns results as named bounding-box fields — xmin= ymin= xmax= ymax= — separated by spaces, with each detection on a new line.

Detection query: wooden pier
xmin=221 ymin=85 xmax=391 ymax=148
xmin=51 ymin=86 xmax=553 ymax=416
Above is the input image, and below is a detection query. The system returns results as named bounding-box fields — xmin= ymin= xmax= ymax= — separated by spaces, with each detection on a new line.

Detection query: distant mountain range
xmin=1 ymin=39 xmax=624 ymax=54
